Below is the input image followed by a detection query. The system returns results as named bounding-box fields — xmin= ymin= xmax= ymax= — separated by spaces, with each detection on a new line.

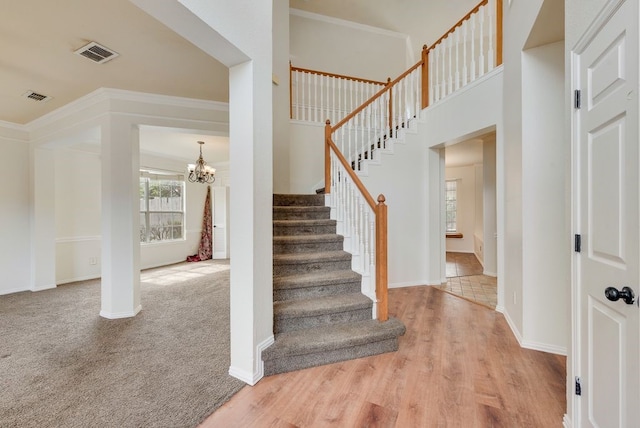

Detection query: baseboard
xmin=99 ymin=304 xmax=142 ymax=319
xmin=30 ymin=283 xmax=57 ymax=292
xmin=229 ymin=335 xmax=275 ymax=386
xmin=388 ymin=280 xmax=430 ymax=289
xmin=521 ymin=340 xmax=567 ymax=356
xmin=495 ymin=304 xmax=505 ymax=313
xmin=0 ymin=286 xmax=31 ymax=296
xmin=563 ymin=414 xmax=572 ymax=428
xmin=501 ymin=309 xmax=524 ymax=346
xmin=483 ymin=270 xmax=497 ymax=277
xmin=56 ymin=274 xmax=100 ymax=285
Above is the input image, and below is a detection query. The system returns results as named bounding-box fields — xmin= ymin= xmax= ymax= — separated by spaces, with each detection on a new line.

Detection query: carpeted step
xmin=273 ymin=234 xmax=344 ymax=254
xmin=262 ymin=318 xmax=406 ymax=376
xmin=274 ymin=194 xmax=325 ymax=207
xmin=273 ymin=219 xmax=336 ymax=236
xmin=274 ymin=270 xmax=362 ymax=301
xmin=273 ymin=206 xmax=331 ymax=221
xmin=274 ymin=293 xmax=372 ymax=333
xmin=273 ymin=251 xmax=352 ymax=276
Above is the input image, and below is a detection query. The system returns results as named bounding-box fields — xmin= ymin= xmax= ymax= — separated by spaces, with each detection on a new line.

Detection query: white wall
xmin=521 ymin=41 xmax=567 ymax=354
xmin=290 ymin=10 xmax=410 ymax=82
xmin=289 ymin=121 xmax=325 ymax=193
xmin=273 ymin=0 xmax=290 ymax=193
xmin=445 ymin=165 xmax=477 ymax=253
xmin=52 ymin=147 xmax=227 ymax=285
xmin=483 ymin=138 xmax=497 ymax=276
xmin=0 ymin=130 xmax=31 ymax=295
xmin=359 ymin=129 xmax=429 ymax=288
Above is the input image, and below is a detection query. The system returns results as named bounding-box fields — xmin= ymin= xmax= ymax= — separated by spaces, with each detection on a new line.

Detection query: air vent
xmin=74 ymin=41 xmax=119 ymax=64
xmin=22 ymin=90 xmax=52 ymax=102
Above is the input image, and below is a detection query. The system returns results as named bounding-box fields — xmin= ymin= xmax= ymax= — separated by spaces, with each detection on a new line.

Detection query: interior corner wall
xmin=289 ymin=121 xmax=324 ymax=193
xmin=273 ymin=0 xmax=290 ymax=193
xmin=289 ymin=13 xmax=408 ymax=82
xmin=0 ymin=135 xmax=31 ymax=295
xmin=501 ymin=0 xmax=543 ymax=338
xmin=483 ymin=138 xmax=497 ymax=277
xmin=445 ymin=165 xmax=477 ymax=254
xmin=521 ymin=41 xmax=567 ymax=353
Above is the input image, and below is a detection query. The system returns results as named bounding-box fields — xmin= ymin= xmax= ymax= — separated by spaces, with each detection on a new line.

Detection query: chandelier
xmin=187 ymin=141 xmax=216 ymax=184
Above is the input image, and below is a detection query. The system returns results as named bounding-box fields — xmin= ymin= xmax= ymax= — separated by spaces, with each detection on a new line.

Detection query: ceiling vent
xmin=74 ymin=41 xmax=119 ymax=64
xmin=22 ymin=90 xmax=52 ymax=102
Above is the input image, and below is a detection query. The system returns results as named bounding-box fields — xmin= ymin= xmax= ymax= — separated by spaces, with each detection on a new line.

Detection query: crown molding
xmin=289 ymin=8 xmax=410 ymax=41
xmin=27 ymin=88 xmax=229 ymax=131
xmin=0 ymin=119 xmax=29 ymax=133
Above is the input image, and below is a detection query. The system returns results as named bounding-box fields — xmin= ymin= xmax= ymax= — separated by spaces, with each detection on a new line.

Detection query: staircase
xmin=262 ymin=193 xmax=406 ymax=376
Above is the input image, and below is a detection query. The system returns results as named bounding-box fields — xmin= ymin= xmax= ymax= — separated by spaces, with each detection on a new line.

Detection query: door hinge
xmin=575 ymin=234 xmax=581 ymax=253
xmin=575 ymin=377 xmax=582 ymax=396
xmin=574 ymin=89 xmax=582 ymax=109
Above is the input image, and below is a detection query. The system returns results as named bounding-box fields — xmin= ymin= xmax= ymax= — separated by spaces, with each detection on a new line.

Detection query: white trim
xmin=483 ymin=270 xmax=497 ymax=277
xmin=571 ymin=0 xmax=626 ymax=53
xmin=0 ymin=120 xmax=28 ymax=132
xmin=495 ymin=304 xmax=505 ymax=313
xmin=290 ymin=8 xmax=410 ymax=41
xmin=56 ymin=274 xmax=101 ymax=285
xmin=521 ymin=340 xmax=567 ymax=356
xmin=501 ymin=308 xmax=524 ymax=345
xmin=0 ymin=286 xmax=31 ymax=296
xmin=30 ymin=283 xmax=57 ymax=292
xmin=563 ymin=414 xmax=572 ymax=428
xmin=100 ymin=304 xmax=142 ymax=319
xmin=56 ymin=235 xmax=101 ymax=244
xmin=228 ymin=335 xmax=275 ymax=386
xmin=389 ymin=281 xmax=431 ymax=289
xmin=27 ymin=87 xmax=229 ymax=131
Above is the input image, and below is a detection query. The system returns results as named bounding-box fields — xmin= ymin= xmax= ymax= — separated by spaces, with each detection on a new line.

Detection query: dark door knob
xmin=604 ymin=286 xmax=635 ymax=305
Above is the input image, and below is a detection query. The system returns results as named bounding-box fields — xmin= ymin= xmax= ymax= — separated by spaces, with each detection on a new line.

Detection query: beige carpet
xmin=0 ymin=260 xmax=244 ymax=428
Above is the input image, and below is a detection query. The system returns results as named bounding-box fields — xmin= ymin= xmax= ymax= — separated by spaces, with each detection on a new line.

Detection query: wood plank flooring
xmin=200 ymin=286 xmax=566 ymax=427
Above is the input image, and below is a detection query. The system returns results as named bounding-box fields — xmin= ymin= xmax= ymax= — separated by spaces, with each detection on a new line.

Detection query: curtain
xmin=187 ymin=186 xmax=212 ymax=262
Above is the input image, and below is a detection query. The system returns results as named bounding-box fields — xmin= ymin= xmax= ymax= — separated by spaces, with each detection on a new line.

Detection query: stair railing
xmin=313 ymin=0 xmax=503 ymax=322
xmin=325 ymin=121 xmax=388 ymax=321
xmin=290 ymin=63 xmax=387 ymax=124
xmin=422 ymin=0 xmax=503 ymax=107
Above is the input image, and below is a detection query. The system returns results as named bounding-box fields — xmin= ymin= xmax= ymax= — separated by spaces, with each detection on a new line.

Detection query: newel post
xmin=376 ymin=194 xmax=388 ymax=321
xmin=496 ymin=0 xmax=503 ymax=66
xmin=324 ymin=120 xmax=332 ymax=194
xmin=421 ymin=45 xmax=429 ymax=109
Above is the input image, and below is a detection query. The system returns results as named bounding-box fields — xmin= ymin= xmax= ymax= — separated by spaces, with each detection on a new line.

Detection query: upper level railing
xmin=296 ymin=0 xmax=503 ymax=322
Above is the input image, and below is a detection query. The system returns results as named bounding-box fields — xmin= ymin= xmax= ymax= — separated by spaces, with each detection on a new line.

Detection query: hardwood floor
xmin=200 ymin=286 xmax=566 ymax=427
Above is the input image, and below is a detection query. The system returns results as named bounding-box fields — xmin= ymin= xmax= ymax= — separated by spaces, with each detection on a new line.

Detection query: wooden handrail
xmin=325 ymin=121 xmax=376 ymax=210
xmin=291 ymin=65 xmax=387 ymax=86
xmin=426 ymin=0 xmax=489 ymax=53
xmin=332 ymin=59 xmax=424 ymax=132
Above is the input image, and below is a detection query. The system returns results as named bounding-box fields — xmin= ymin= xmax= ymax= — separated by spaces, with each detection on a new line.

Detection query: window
xmin=139 ymin=171 xmax=185 ymax=243
xmin=445 ymin=180 xmax=458 ymax=233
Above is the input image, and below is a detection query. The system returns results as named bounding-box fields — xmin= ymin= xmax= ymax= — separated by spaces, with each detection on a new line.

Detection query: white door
xmin=575 ymin=0 xmax=639 ymax=426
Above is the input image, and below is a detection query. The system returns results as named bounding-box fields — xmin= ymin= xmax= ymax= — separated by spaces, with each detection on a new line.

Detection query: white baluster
xmin=455 ymin=29 xmax=460 ymax=90
xmin=478 ymin=6 xmax=485 ymax=76
xmin=441 ymin=43 xmax=447 ymax=98
xmin=488 ymin=0 xmax=495 ymax=70
xmin=429 ymin=46 xmax=436 ymax=103
xmin=470 ymin=14 xmax=477 ymax=81
xmin=462 ymin=21 xmax=469 ymax=86
xmin=447 ymin=36 xmax=453 ymax=94
xmin=313 ymin=73 xmax=318 ymax=122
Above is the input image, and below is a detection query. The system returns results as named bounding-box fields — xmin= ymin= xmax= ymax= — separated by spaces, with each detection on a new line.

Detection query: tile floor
xmin=439 ymin=252 xmax=498 ymax=309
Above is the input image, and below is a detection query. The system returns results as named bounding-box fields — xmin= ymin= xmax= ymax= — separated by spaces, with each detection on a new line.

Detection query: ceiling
xmin=3 ymin=1 xmax=548 ymax=167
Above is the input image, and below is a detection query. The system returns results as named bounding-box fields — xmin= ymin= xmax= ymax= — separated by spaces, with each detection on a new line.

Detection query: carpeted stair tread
xmin=262 ymin=317 xmax=406 ymax=359
xmin=274 ymin=270 xmax=361 ymax=291
xmin=274 ymin=293 xmax=371 ymax=319
xmin=273 ymin=250 xmax=351 ymax=266
xmin=273 ymin=234 xmax=343 ymax=245
xmin=273 ymin=219 xmax=336 ymax=227
xmin=273 ymin=205 xmax=331 ymax=220
xmin=274 ymin=194 xmax=325 ymax=207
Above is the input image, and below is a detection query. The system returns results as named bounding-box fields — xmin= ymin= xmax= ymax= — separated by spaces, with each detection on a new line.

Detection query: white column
xmin=100 ymin=116 xmax=141 ymax=319
xmin=31 ymin=147 xmax=56 ymax=291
